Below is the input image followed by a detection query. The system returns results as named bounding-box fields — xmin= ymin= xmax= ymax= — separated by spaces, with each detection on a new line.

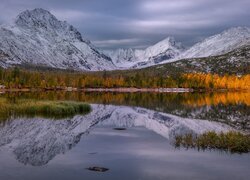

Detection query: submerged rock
xmin=113 ymin=127 xmax=127 ymax=130
xmin=86 ymin=166 xmax=109 ymax=172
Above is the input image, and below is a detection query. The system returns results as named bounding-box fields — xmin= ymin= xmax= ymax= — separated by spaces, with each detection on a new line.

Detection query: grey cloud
xmin=0 ymin=0 xmax=249 ymax=49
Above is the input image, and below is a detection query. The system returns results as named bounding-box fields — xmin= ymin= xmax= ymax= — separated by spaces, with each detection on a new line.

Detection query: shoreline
xmin=0 ymin=88 xmax=193 ymax=93
xmin=81 ymin=88 xmax=193 ymax=93
xmin=0 ymin=87 xmax=249 ymax=93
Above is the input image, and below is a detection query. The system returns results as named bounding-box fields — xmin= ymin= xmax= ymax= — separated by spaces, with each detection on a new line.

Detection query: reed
xmin=0 ymin=98 xmax=91 ymax=120
xmin=175 ymin=131 xmax=250 ymax=153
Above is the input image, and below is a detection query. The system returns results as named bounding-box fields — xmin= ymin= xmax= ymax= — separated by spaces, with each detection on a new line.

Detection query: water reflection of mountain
xmin=2 ymin=91 xmax=249 ymax=130
xmin=0 ymin=105 xmax=114 ymax=166
xmin=0 ymin=105 xmax=231 ymax=166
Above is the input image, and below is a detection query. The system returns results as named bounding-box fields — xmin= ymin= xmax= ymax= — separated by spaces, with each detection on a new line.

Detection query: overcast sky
xmin=0 ymin=0 xmax=250 ymax=49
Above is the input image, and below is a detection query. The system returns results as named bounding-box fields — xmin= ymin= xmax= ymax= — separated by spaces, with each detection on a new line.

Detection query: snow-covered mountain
xmin=0 ymin=104 xmax=232 ymax=166
xmin=0 ymin=8 xmax=115 ymax=71
xmin=0 ymin=8 xmax=249 ymax=71
xmin=140 ymin=37 xmax=185 ymax=63
xmin=175 ymin=27 xmax=250 ymax=60
xmin=105 ymin=27 xmax=250 ymax=69
xmin=104 ymin=37 xmax=185 ymax=68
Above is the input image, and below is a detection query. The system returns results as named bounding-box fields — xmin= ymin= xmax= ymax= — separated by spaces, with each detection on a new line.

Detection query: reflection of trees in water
xmin=2 ymin=91 xmax=250 ymax=106
xmin=1 ymin=91 xmax=249 ymax=130
xmin=184 ymin=92 xmax=250 ymax=106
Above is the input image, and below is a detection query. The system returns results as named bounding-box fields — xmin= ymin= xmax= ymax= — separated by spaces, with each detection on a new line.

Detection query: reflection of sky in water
xmin=0 ymin=126 xmax=249 ymax=180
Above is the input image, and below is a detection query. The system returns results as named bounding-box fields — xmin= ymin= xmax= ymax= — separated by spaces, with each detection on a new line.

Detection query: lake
xmin=0 ymin=91 xmax=249 ymax=180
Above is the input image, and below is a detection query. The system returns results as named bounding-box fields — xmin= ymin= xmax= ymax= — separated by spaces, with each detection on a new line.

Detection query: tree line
xmin=0 ymin=67 xmax=249 ymax=90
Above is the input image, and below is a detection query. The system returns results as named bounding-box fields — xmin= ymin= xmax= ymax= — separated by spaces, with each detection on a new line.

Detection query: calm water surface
xmin=0 ymin=91 xmax=249 ymax=180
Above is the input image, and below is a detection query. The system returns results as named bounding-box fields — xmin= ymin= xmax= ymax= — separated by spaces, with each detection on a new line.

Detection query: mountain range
xmin=0 ymin=8 xmax=249 ymax=71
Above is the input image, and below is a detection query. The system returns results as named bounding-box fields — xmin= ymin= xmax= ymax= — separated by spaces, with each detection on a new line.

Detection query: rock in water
xmin=86 ymin=167 xmax=109 ymax=172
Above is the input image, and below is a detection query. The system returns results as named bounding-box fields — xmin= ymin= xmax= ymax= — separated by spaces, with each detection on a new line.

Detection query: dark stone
xmin=113 ymin=127 xmax=126 ymax=130
xmin=86 ymin=167 xmax=109 ymax=172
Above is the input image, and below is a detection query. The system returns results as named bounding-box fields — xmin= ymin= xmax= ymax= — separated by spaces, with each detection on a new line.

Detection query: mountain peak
xmin=158 ymin=36 xmax=175 ymax=44
xmin=14 ymin=8 xmax=86 ymax=42
xmin=224 ymin=26 xmax=250 ymax=33
xmin=143 ymin=36 xmax=184 ymax=59
xmin=21 ymin=8 xmax=51 ymax=16
xmin=151 ymin=36 xmax=184 ymax=50
xmin=15 ymin=8 xmax=61 ymax=29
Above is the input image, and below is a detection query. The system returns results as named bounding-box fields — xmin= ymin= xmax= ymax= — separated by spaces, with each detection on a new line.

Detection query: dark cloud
xmin=0 ymin=0 xmax=249 ymax=49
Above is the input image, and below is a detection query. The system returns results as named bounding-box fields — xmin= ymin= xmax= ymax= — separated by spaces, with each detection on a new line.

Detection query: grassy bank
xmin=175 ymin=131 xmax=250 ymax=153
xmin=0 ymin=99 xmax=91 ymax=120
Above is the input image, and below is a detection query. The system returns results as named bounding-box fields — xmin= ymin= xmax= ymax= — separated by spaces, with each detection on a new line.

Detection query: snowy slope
xmin=0 ymin=8 xmax=115 ymax=71
xmin=176 ymin=27 xmax=250 ymax=60
xmin=104 ymin=37 xmax=185 ymax=68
